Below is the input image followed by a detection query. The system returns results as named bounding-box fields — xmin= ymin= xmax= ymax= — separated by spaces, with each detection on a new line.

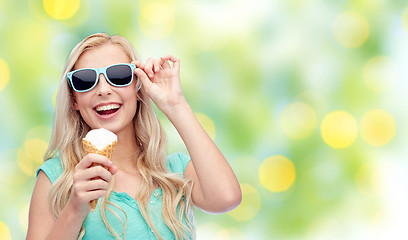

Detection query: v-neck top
xmin=37 ymin=153 xmax=192 ymax=239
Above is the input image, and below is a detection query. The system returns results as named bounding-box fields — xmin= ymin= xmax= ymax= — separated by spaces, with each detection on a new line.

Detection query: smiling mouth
xmin=95 ymin=104 xmax=121 ymax=116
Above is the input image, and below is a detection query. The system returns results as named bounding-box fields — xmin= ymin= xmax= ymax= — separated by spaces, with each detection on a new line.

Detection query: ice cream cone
xmin=82 ymin=139 xmax=117 ymax=159
xmin=82 ymin=138 xmax=117 ymax=212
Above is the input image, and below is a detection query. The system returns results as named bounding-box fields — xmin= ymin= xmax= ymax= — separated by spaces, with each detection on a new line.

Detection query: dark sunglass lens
xmin=106 ymin=65 xmax=133 ymax=86
xmin=72 ymin=70 xmax=97 ymax=91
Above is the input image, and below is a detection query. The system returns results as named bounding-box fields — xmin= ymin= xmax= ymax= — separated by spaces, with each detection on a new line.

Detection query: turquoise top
xmin=37 ymin=153 xmax=192 ymax=240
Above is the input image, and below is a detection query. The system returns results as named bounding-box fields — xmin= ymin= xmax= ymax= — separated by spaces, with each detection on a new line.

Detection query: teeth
xmin=96 ymin=104 xmax=120 ymax=112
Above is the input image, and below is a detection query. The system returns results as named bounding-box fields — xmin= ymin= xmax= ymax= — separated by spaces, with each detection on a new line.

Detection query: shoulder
xmin=27 ymin=170 xmax=54 ymax=239
xmin=166 ymin=152 xmax=191 ymax=176
xmin=36 ymin=157 xmax=63 ymax=184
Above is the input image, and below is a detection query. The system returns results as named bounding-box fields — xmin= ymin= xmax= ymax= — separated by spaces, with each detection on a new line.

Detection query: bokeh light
xmin=0 ymin=58 xmax=9 ymax=91
xmin=52 ymin=87 xmax=58 ymax=109
xmin=0 ymin=221 xmax=11 ymax=240
xmin=17 ymin=138 xmax=48 ymax=176
xmin=25 ymin=125 xmax=53 ymax=142
xmin=24 ymin=138 xmax=49 ymax=164
xmin=355 ymin=163 xmax=381 ymax=197
xmin=402 ymin=7 xmax=408 ymax=33
xmin=259 ymin=155 xmax=296 ymax=192
xmin=139 ymin=0 xmax=175 ymax=39
xmin=195 ymin=113 xmax=216 ymax=140
xmin=333 ymin=11 xmax=370 ymax=48
xmin=2 ymin=0 xmax=408 ymax=239
xmin=363 ymin=56 xmax=397 ymax=93
xmin=19 ymin=204 xmax=30 ymax=233
xmin=215 ymin=228 xmax=246 ymax=240
xmin=360 ymin=109 xmax=396 ymax=146
xmin=227 ymin=184 xmax=261 ymax=221
xmin=280 ymin=102 xmax=317 ymax=139
xmin=321 ymin=111 xmax=358 ymax=149
xmin=197 ymin=223 xmax=247 ymax=240
xmin=43 ymin=0 xmax=80 ymax=20
xmin=17 ymin=149 xmax=37 ymax=176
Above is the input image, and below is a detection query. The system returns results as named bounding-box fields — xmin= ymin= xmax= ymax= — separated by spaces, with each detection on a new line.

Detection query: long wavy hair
xmin=44 ymin=33 xmax=194 ymax=239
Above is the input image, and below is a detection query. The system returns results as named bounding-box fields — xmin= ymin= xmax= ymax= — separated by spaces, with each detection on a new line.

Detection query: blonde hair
xmin=44 ymin=33 xmax=194 ymax=239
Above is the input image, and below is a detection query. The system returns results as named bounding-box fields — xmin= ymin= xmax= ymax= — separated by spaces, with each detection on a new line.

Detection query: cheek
xmin=123 ymin=84 xmax=138 ymax=100
xmin=73 ymin=92 xmax=90 ymax=111
xmin=121 ymin=88 xmax=138 ymax=112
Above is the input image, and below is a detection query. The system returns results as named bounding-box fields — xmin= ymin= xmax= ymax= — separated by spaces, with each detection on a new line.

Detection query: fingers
xmin=108 ymin=164 xmax=118 ymax=175
xmin=157 ymin=56 xmax=170 ymax=69
xmin=131 ymin=60 xmax=145 ymax=69
xmin=70 ymin=180 xmax=109 ymax=211
xmin=144 ymin=56 xmax=180 ymax=76
xmin=144 ymin=57 xmax=156 ymax=78
xmin=74 ymin=178 xmax=109 ymax=193
xmin=132 ymin=56 xmax=180 ymax=93
xmin=71 ymin=154 xmax=116 ymax=211
xmin=87 ymin=165 xmax=113 ymax=181
xmin=134 ymin=67 xmax=153 ymax=90
xmin=76 ymin=153 xmax=112 ymax=170
xmin=76 ymin=154 xmax=115 ymax=180
xmin=160 ymin=55 xmax=180 ymax=71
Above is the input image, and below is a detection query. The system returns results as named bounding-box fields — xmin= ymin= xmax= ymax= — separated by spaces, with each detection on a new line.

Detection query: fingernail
xmin=149 ymin=73 xmax=153 ymax=77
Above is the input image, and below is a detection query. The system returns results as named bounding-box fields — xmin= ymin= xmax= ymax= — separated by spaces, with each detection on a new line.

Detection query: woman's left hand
xmin=132 ymin=55 xmax=185 ymax=115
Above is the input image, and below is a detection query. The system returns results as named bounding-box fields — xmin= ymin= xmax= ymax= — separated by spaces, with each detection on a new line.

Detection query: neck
xmin=111 ymin=125 xmax=140 ymax=170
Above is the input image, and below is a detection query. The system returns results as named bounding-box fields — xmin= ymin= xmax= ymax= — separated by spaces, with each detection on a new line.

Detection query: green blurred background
xmin=1 ymin=0 xmax=408 ymax=239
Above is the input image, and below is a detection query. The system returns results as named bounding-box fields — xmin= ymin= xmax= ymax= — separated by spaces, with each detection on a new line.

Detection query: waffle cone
xmin=82 ymin=139 xmax=117 ymax=212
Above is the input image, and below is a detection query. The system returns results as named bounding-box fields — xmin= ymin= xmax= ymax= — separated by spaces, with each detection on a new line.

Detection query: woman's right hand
xmin=67 ymin=153 xmax=117 ymax=216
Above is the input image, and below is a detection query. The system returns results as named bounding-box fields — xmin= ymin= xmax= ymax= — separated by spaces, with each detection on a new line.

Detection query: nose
xmin=95 ymin=73 xmax=112 ymax=96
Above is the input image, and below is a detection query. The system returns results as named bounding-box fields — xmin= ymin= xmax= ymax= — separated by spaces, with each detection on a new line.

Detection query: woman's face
xmin=72 ymin=43 xmax=138 ymax=136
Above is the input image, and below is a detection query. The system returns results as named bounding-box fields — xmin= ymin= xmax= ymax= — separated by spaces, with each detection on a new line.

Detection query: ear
xmin=72 ymin=95 xmax=79 ymax=110
xmin=74 ymin=101 xmax=79 ymax=111
xmin=136 ymin=88 xmax=143 ymax=101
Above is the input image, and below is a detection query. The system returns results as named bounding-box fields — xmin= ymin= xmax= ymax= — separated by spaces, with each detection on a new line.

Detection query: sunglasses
xmin=67 ymin=63 xmax=137 ymax=92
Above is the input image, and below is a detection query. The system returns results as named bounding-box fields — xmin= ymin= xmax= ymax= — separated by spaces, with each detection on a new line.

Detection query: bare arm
xmin=27 ymin=171 xmax=85 ymax=240
xmin=27 ymin=154 xmax=116 ymax=239
xmin=168 ymin=100 xmax=242 ymax=213
xmin=133 ymin=56 xmax=242 ymax=213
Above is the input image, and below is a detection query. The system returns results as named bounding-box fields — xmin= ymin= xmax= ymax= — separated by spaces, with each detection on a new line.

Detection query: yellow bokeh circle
xmin=139 ymin=1 xmax=175 ymax=39
xmin=360 ymin=109 xmax=396 ymax=146
xmin=280 ymin=102 xmax=317 ymax=139
xmin=24 ymin=138 xmax=49 ymax=163
xmin=333 ymin=11 xmax=370 ymax=48
xmin=0 ymin=221 xmax=11 ymax=240
xmin=355 ymin=163 xmax=381 ymax=197
xmin=20 ymin=204 xmax=30 ymax=234
xmin=195 ymin=113 xmax=216 ymax=140
xmin=227 ymin=184 xmax=261 ymax=221
xmin=53 ymin=87 xmax=58 ymax=109
xmin=0 ymin=58 xmax=10 ymax=91
xmin=215 ymin=228 xmax=246 ymax=240
xmin=259 ymin=155 xmax=296 ymax=192
xmin=25 ymin=125 xmax=53 ymax=142
xmin=18 ymin=149 xmax=37 ymax=176
xmin=363 ymin=56 xmax=396 ymax=93
xmin=402 ymin=8 xmax=408 ymax=33
xmin=18 ymin=138 xmax=48 ymax=176
xmin=43 ymin=0 xmax=80 ymax=20
xmin=321 ymin=111 xmax=358 ymax=148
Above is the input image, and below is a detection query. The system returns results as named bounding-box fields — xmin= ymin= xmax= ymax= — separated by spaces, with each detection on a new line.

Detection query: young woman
xmin=27 ymin=33 xmax=241 ymax=240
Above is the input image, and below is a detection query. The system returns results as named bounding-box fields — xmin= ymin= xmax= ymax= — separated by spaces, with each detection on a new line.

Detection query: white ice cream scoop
xmin=83 ymin=128 xmax=117 ymax=150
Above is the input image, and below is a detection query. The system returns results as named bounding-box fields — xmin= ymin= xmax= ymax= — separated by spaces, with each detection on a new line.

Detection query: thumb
xmin=134 ymin=68 xmax=153 ymax=90
xmin=108 ymin=165 xmax=118 ymax=175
